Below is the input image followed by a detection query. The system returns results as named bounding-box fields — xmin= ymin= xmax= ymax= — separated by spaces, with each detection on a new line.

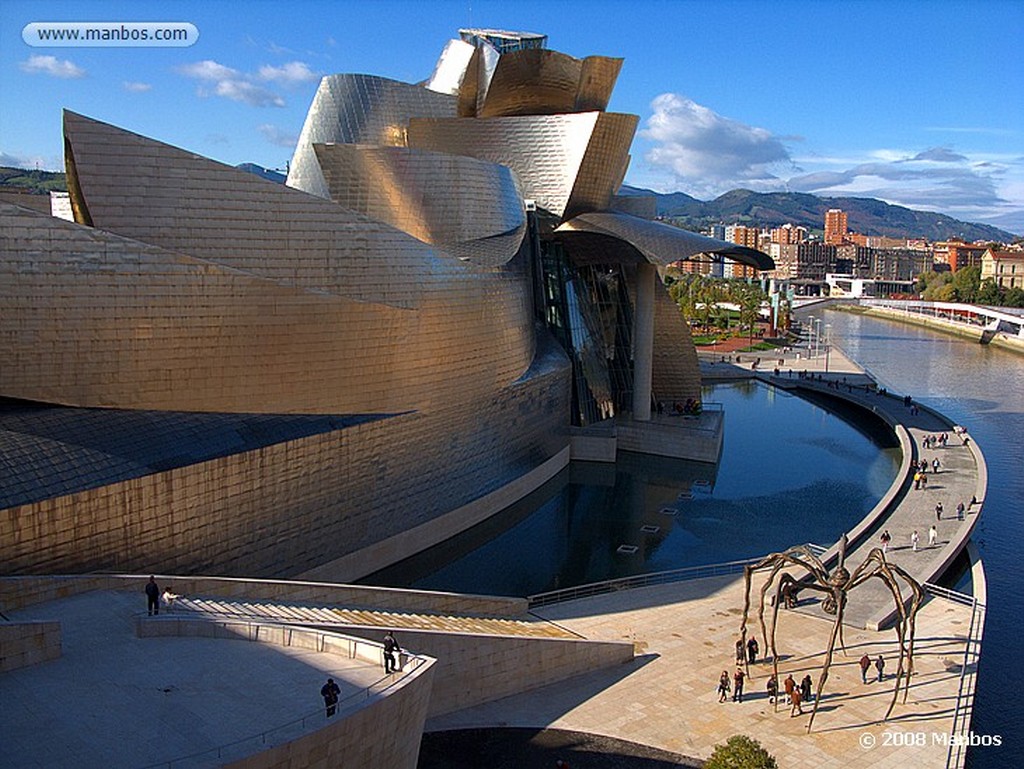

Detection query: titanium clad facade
xmin=287 ymin=74 xmax=458 ymax=198
xmin=312 ymin=143 xmax=526 ymax=264
xmin=477 ymin=49 xmax=623 ymax=118
xmin=0 ymin=28 xmax=772 ymax=578
xmin=408 ymin=112 xmax=638 ymax=220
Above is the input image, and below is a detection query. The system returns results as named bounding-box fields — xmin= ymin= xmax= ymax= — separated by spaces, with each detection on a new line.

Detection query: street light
xmin=824 ymin=323 xmax=832 ymax=373
xmin=808 ymin=314 xmax=816 ymax=359
xmin=813 ymin=318 xmax=822 ymax=360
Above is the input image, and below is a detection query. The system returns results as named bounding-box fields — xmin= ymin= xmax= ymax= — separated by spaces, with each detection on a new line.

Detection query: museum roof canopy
xmin=554 ymin=211 xmax=775 ymax=270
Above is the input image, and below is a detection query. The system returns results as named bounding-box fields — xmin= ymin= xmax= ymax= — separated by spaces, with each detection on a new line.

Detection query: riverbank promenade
xmin=424 ymin=340 xmax=987 ymax=767
xmin=433 ymin=576 xmax=975 ymax=768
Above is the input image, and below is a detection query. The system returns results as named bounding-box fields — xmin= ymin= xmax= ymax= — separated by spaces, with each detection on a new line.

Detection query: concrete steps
xmin=174 ymin=596 xmax=574 ymax=639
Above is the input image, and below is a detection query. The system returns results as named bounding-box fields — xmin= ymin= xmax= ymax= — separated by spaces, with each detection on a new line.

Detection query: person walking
xmin=790 ymin=687 xmax=804 ymax=716
xmin=733 ymin=668 xmax=746 ymax=702
xmin=956 ymin=502 xmax=965 ymax=520
xmin=717 ymin=670 xmax=731 ymax=702
xmin=876 ymin=655 xmax=886 ymax=682
xmin=747 ymin=636 xmax=759 ymax=664
xmin=735 ymin=638 xmax=745 ymax=665
xmin=929 ymin=525 xmax=938 ymax=547
xmin=920 ymin=473 xmax=928 ymax=489
xmin=766 ymin=674 xmax=778 ymax=704
xmin=880 ymin=530 xmax=891 ymax=554
xmin=935 ymin=502 xmax=943 ymax=520
xmin=932 ymin=458 xmax=940 ymax=474
xmin=911 ymin=530 xmax=920 ymax=552
xmin=145 ymin=576 xmax=160 ymax=616
xmin=320 ymin=677 xmax=340 ymax=717
xmin=784 ymin=674 xmax=796 ymax=704
xmin=383 ymin=630 xmax=401 ymax=674
xmin=800 ymin=674 xmax=813 ymax=703
xmin=859 ymin=654 xmax=871 ymax=683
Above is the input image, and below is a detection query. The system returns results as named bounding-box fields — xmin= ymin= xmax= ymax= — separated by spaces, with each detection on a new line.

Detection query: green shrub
xmin=704 ymin=735 xmax=777 ymax=769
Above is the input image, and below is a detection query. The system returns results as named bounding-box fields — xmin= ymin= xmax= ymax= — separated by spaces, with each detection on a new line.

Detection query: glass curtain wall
xmin=541 ymin=242 xmax=634 ymax=425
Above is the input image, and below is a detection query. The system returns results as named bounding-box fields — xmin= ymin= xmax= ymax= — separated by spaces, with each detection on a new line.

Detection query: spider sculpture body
xmin=740 ymin=536 xmax=924 ymax=732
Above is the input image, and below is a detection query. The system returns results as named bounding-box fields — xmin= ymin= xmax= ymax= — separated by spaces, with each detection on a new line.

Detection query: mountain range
xmin=1 ymin=165 xmax=1015 ymax=242
xmin=619 ymin=185 xmax=1017 ymax=243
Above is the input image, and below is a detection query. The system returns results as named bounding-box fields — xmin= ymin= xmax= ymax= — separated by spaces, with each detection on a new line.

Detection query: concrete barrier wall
xmin=0 ymin=621 xmax=61 ymax=672
xmin=137 ymin=618 xmax=436 ymax=769
xmin=0 ymin=574 xmax=527 ymax=618
xmin=338 ymin=625 xmax=634 ymax=718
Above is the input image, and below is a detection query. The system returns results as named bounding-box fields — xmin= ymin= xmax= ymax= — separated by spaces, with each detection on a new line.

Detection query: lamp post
xmin=824 ymin=323 xmax=832 ymax=373
xmin=808 ymin=314 xmax=816 ymax=359
xmin=813 ymin=318 xmax=822 ymax=360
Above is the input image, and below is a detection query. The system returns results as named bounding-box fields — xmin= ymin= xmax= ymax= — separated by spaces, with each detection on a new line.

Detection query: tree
xmin=951 ymin=265 xmax=981 ymax=303
xmin=738 ymin=284 xmax=764 ymax=346
xmin=705 ymin=735 xmax=778 ymax=769
xmin=976 ymin=278 xmax=1001 ymax=306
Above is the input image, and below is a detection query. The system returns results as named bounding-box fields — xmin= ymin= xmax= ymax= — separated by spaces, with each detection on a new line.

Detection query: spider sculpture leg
xmin=847 ymin=551 xmax=924 ymax=718
xmin=807 ymin=588 xmax=847 ymax=732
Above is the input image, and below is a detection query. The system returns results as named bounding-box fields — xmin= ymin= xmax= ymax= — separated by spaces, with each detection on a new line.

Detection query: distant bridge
xmin=794 ymin=298 xmax=1024 ymax=344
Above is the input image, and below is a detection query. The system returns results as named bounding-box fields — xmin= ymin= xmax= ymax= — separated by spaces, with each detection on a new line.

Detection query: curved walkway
xmin=702 ymin=342 xmax=985 ymax=629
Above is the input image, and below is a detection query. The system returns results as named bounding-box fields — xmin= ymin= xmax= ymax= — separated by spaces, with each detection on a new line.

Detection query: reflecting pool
xmin=365 ymin=380 xmax=900 ymax=596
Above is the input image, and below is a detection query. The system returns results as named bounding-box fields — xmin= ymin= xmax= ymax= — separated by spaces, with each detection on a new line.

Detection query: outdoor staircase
xmin=173 ymin=596 xmax=576 ymax=639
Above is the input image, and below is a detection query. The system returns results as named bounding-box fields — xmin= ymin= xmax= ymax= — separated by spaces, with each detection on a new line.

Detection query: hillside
xmin=0 ymin=167 xmax=66 ymax=195
xmin=620 ymin=185 xmax=1016 ymax=242
xmin=1 ymin=165 xmax=1014 ymax=241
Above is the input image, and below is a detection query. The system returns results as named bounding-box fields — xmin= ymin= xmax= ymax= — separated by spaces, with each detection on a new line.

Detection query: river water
xmin=820 ymin=309 xmax=1024 ymax=769
xmin=368 ymin=308 xmax=1019 ymax=766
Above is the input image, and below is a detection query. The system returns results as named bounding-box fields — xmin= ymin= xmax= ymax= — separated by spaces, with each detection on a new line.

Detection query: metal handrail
xmin=528 ymin=544 xmax=827 ymax=609
xmin=139 ymin=622 xmax=428 ymax=769
xmin=937 ymin=590 xmax=985 ymax=769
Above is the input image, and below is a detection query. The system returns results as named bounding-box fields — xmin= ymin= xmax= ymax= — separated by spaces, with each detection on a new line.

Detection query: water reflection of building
xmin=0 ymin=29 xmax=770 ymax=579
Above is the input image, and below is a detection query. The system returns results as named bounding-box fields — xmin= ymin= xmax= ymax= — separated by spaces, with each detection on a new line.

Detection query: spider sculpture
xmin=740 ymin=535 xmax=924 ymax=732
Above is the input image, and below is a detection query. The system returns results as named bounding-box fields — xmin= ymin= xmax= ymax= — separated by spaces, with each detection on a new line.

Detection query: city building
xmin=770 ymin=223 xmax=807 ymax=245
xmin=981 ymin=249 xmax=1024 ymax=289
xmin=0 ymin=30 xmax=770 ymax=579
xmin=824 ymin=208 xmax=848 ymax=245
xmin=938 ymin=240 xmax=987 ymax=272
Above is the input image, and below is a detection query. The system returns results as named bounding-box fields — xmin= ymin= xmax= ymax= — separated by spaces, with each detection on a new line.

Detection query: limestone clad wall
xmin=0 ymin=344 xmax=570 ymax=577
xmin=0 ymin=621 xmax=61 ymax=672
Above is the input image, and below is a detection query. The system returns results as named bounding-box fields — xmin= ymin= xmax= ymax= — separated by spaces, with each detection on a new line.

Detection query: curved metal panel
xmin=49 ymin=114 xmax=539 ymax=412
xmin=286 ymin=75 xmax=457 ymax=198
xmin=426 ymin=38 xmax=476 ymax=95
xmin=576 ymin=56 xmax=623 ymax=112
xmin=652 ymin=284 xmax=701 ymax=403
xmin=478 ymin=49 xmax=623 ymax=117
xmin=555 ymin=211 xmax=775 ymax=270
xmin=312 ymin=143 xmax=525 ymax=263
xmin=409 ymin=112 xmax=634 ymax=221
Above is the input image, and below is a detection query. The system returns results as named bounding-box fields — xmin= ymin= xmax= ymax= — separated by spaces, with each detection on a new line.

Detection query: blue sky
xmin=2 ymin=0 xmax=1022 ymax=233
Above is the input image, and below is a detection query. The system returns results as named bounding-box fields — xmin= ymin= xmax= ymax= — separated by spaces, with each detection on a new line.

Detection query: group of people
xmin=720 ymin=635 xmax=815 ymax=717
xmin=922 ymin=433 xmax=949 ymax=450
xmin=143 ymin=576 xmax=180 ymax=615
xmin=859 ymin=654 xmax=887 ymax=684
xmin=321 ymin=630 xmax=403 ymax=717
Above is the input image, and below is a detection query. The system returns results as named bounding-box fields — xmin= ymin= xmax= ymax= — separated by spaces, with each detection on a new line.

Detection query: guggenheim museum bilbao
xmin=0 ymin=29 xmax=770 ymax=580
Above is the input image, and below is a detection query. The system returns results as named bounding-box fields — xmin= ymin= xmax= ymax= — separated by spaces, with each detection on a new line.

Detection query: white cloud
xmin=177 ymin=59 xmax=240 ymax=81
xmin=213 ymin=80 xmax=285 ymax=108
xmin=123 ymin=81 xmax=152 ymax=93
xmin=0 ymin=150 xmax=63 ymax=171
xmin=257 ymin=124 xmax=299 ymax=148
xmin=640 ymin=93 xmax=795 ymax=198
xmin=19 ymin=55 xmax=85 ymax=79
xmin=258 ymin=61 xmax=319 ymax=86
xmin=178 ymin=59 xmax=285 ymax=108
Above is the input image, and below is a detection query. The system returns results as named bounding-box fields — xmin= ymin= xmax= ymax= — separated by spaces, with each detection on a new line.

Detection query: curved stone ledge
xmin=135 ymin=616 xmax=436 ymax=769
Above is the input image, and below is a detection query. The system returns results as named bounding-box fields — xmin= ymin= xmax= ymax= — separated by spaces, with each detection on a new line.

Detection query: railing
xmin=921 ymin=585 xmax=985 ymax=769
xmin=528 ymin=544 xmax=827 ymax=609
xmin=138 ymin=622 xmax=428 ymax=769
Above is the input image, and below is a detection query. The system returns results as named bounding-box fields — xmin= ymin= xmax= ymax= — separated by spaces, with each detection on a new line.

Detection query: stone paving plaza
xmin=433 ymin=575 xmax=974 ymax=768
